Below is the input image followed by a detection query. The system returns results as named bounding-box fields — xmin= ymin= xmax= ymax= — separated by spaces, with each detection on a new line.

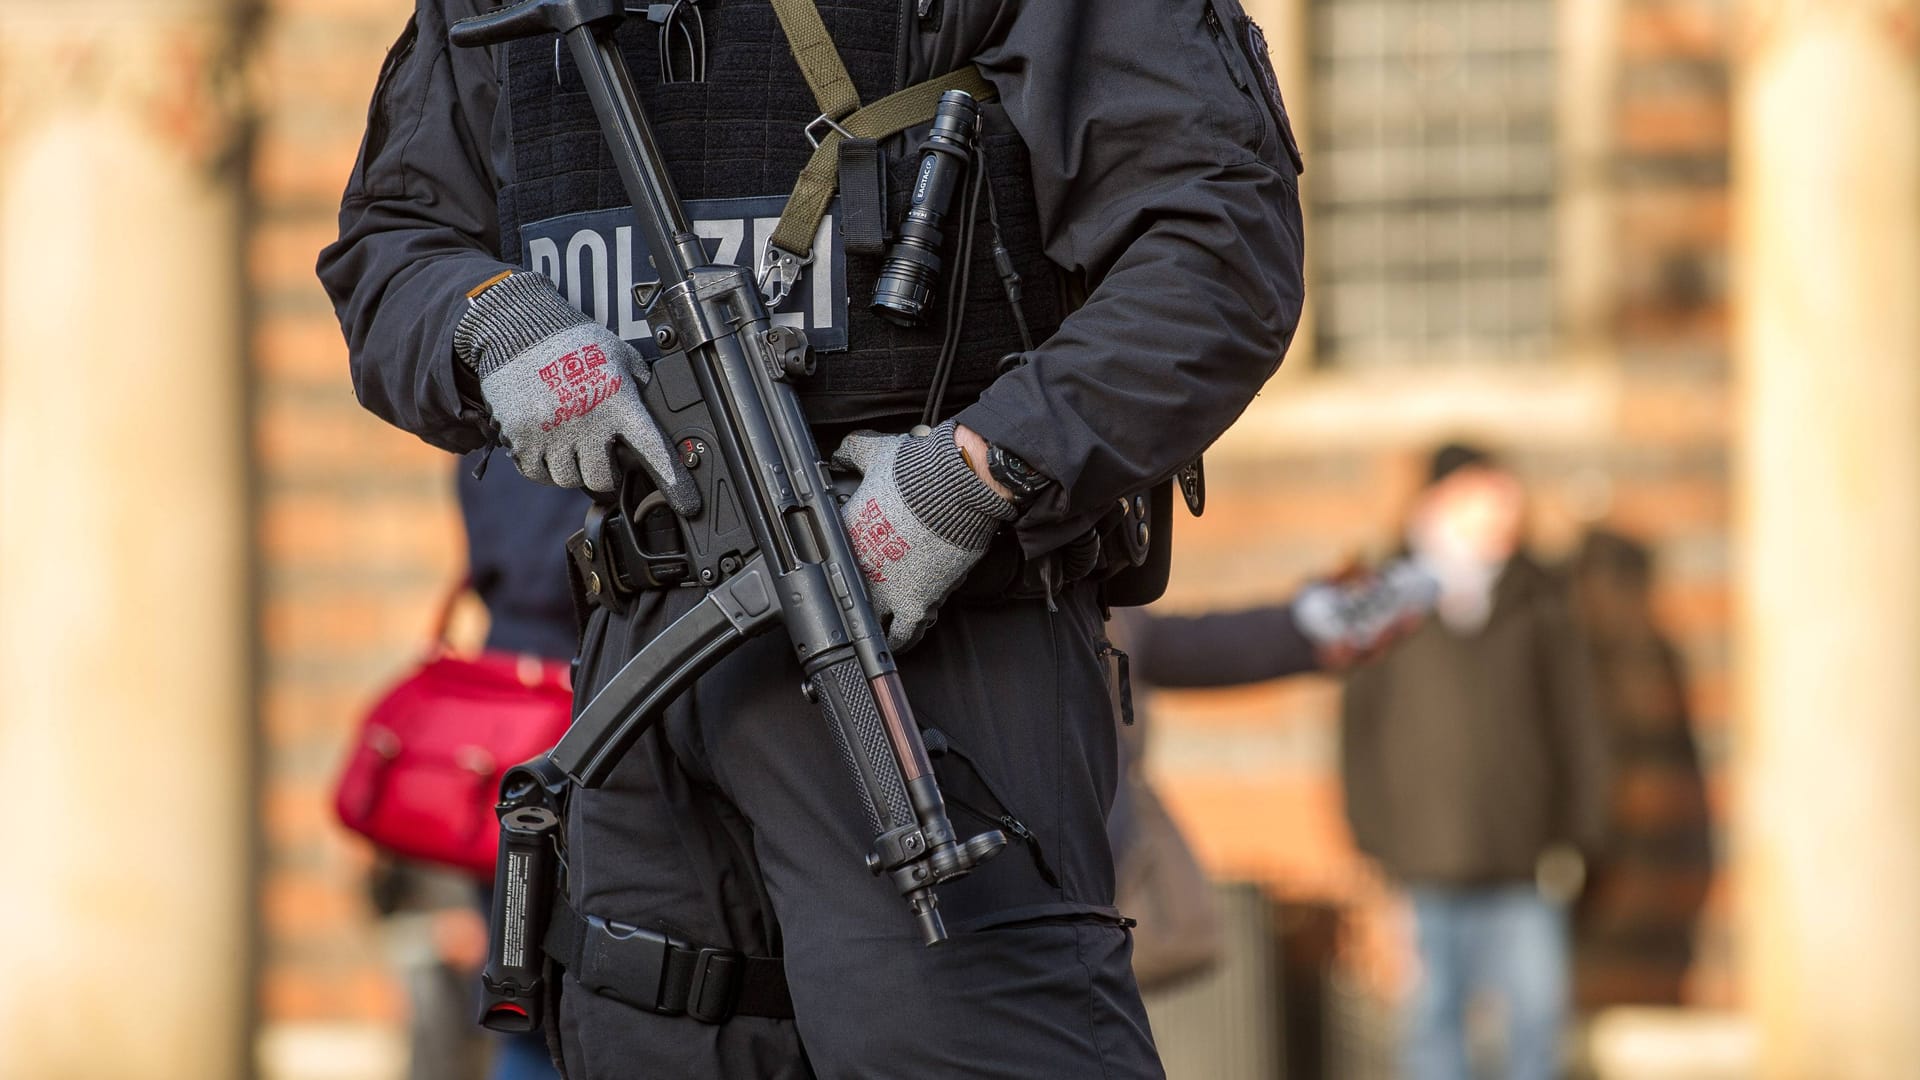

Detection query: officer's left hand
xmin=833 ymin=421 xmax=1016 ymax=652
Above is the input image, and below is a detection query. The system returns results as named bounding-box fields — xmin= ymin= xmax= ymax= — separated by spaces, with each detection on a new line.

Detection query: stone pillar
xmin=1734 ymin=1 xmax=1920 ymax=1075
xmin=0 ymin=2 xmax=249 ymax=1078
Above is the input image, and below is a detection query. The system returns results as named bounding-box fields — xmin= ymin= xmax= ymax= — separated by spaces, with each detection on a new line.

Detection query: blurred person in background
xmin=1568 ymin=529 xmax=1712 ymax=1009
xmin=1340 ymin=443 xmax=1610 ymax=1080
xmin=457 ymin=461 xmax=580 ymax=1080
xmin=1107 ymin=605 xmax=1318 ymax=993
xmin=456 ymin=461 xmax=588 ymax=667
xmin=342 ymin=454 xmax=578 ymax=1080
xmin=370 ymin=856 xmax=493 ymax=1080
xmin=355 ymin=462 xmax=579 ymax=1080
xmin=1112 ymin=567 xmax=1429 ymax=989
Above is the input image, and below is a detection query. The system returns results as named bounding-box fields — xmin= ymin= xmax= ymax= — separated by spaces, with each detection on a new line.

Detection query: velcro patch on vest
xmin=520 ymin=196 xmax=848 ymax=357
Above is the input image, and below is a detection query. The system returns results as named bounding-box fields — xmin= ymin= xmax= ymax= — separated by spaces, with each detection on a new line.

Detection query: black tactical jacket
xmin=320 ymin=0 xmax=1305 ymax=557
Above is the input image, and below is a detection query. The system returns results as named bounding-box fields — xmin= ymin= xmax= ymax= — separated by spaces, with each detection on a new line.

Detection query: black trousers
xmin=555 ymin=579 xmax=1163 ymax=1079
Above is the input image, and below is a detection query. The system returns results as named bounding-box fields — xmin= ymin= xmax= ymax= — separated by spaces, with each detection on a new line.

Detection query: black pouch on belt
xmin=1099 ymin=478 xmax=1175 ymax=608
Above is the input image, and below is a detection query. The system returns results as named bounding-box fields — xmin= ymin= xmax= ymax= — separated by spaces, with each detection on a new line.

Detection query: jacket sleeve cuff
xmin=952 ymin=398 xmax=1099 ymax=558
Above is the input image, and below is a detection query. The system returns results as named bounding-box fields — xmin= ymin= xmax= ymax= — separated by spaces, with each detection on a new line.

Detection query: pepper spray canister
xmin=479 ymin=804 xmax=561 ymax=1032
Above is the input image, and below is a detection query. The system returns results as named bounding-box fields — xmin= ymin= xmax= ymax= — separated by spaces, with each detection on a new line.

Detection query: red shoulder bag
xmin=332 ymin=584 xmax=574 ymax=879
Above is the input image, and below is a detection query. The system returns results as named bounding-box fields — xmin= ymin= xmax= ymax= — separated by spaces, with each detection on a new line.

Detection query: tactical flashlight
xmin=870 ymin=89 xmax=979 ymax=326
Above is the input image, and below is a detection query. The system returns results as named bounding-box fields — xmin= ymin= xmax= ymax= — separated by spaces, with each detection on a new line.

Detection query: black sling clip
xmin=1177 ymin=457 xmax=1206 ymax=517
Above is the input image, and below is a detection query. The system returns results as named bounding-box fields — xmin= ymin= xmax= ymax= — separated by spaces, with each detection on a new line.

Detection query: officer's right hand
xmin=453 ymin=271 xmax=699 ymax=511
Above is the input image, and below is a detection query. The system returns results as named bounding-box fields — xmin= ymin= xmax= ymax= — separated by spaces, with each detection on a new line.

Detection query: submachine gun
xmin=451 ymin=0 xmax=1007 ymax=1032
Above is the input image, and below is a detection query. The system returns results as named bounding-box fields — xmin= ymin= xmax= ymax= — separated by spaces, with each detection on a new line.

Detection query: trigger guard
xmin=626 ymin=487 xmax=670 ymax=525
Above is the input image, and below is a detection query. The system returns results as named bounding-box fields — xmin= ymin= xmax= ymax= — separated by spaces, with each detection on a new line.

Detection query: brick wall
xmin=250 ymin=0 xmax=459 ymax=1054
xmin=242 ymin=0 xmax=1740 ymax=1062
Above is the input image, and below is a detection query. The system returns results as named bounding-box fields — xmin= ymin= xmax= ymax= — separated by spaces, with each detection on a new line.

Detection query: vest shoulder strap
xmin=770 ymin=68 xmax=998 ymax=258
xmin=762 ymin=0 xmax=997 ymax=275
xmin=767 ymin=0 xmax=862 ymax=123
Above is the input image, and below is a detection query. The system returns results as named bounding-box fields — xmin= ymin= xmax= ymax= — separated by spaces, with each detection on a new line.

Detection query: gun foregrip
xmin=809 ymin=658 xmax=917 ymax=836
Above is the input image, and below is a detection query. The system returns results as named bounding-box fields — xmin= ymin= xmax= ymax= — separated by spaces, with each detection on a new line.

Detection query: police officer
xmin=320 ymin=0 xmax=1304 ymax=1075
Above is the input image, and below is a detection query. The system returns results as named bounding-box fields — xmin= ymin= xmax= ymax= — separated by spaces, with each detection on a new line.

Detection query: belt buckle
xmin=579 ymin=916 xmax=674 ymax=1014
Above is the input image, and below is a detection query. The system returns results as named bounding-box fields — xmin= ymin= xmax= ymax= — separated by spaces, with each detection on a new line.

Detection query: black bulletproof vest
xmin=494 ymin=0 xmax=1064 ymax=429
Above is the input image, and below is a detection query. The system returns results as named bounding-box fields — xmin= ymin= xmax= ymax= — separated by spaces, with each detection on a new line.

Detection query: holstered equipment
xmin=476 ymin=756 xmax=795 ymax=1032
xmin=1099 ymin=479 xmax=1178 ymax=608
xmin=479 ymin=757 xmax=570 ymax=1033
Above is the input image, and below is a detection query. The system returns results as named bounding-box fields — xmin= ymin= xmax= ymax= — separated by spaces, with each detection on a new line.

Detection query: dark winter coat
xmin=1341 ymin=554 xmax=1611 ymax=885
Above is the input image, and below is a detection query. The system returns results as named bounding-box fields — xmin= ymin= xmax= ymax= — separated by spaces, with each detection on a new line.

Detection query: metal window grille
xmin=1309 ymin=0 xmax=1558 ymax=367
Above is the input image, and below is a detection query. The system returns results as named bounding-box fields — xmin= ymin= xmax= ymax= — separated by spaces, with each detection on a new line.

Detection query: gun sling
xmin=764 ymin=0 xmax=997 ymax=260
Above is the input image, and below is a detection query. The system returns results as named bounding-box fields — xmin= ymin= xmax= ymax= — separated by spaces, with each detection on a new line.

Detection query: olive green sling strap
xmin=757 ymin=0 xmax=996 ymax=302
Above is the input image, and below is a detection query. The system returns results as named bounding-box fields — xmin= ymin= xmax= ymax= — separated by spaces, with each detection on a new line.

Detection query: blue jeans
xmin=477 ymin=885 xmax=559 ymax=1080
xmin=491 ymin=1030 xmax=559 ymax=1080
xmin=1404 ymin=885 xmax=1568 ymax=1080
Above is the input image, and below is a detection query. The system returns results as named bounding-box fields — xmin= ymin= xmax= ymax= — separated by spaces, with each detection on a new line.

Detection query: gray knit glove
xmin=454 ymin=272 xmax=698 ymax=510
xmin=833 ymin=421 xmax=1016 ymax=651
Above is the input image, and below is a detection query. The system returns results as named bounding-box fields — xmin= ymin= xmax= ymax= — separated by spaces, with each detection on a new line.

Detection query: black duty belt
xmin=545 ymin=902 xmax=794 ymax=1024
xmin=569 ymin=476 xmax=1108 ymax=615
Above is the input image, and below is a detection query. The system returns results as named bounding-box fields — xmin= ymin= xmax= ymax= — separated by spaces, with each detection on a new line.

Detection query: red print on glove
xmin=538 ymin=343 xmax=622 ymax=432
xmin=849 ymin=498 xmax=911 ymax=583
